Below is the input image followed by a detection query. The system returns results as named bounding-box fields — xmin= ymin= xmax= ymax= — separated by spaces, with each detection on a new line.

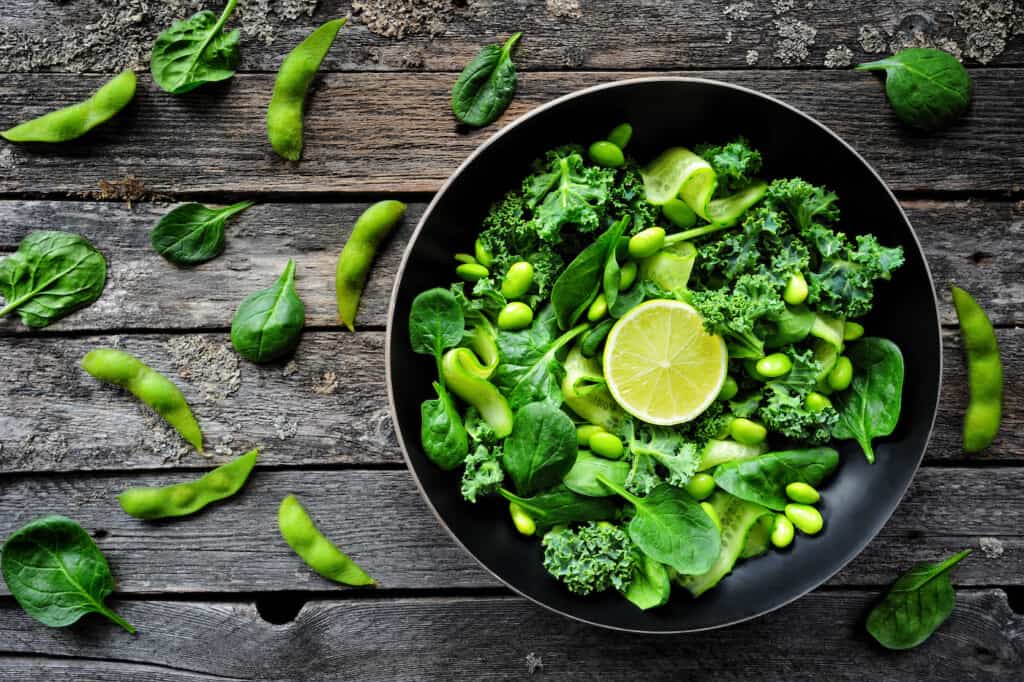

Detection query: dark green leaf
xmin=150 ymin=201 xmax=254 ymax=265
xmin=502 ymin=402 xmax=577 ymax=496
xmin=150 ymin=0 xmax=241 ymax=94
xmin=562 ymin=451 xmax=630 ymax=497
xmin=832 ymin=337 xmax=904 ymax=463
xmin=1 ymin=516 xmax=135 ymax=633
xmin=420 ymin=382 xmax=469 ymax=470
xmin=230 ymin=259 xmax=305 ymax=363
xmin=451 ymin=33 xmax=522 ymax=127
xmin=409 ymin=288 xmax=465 ymax=360
xmin=0 ymin=231 xmax=106 ymax=328
xmin=621 ymin=551 xmax=671 ymax=610
xmin=551 ymin=217 xmax=628 ymax=329
xmin=712 ymin=447 xmax=839 ymax=510
xmin=866 ymin=549 xmax=972 ymax=650
xmin=857 ymin=48 xmax=972 ymax=131
xmin=498 ymin=486 xmax=619 ymax=530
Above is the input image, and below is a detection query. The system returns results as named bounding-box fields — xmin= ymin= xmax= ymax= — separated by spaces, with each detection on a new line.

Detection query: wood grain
xmin=1 ymin=591 xmax=1021 ymax=679
xmin=1 ymin=70 xmax=1021 ymax=196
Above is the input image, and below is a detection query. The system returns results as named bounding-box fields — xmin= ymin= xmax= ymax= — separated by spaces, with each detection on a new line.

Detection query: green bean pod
xmin=951 ymin=286 xmax=1003 ymax=452
xmin=336 ymin=200 xmax=407 ymax=331
xmin=2 ymin=71 xmax=137 ymax=143
xmin=81 ymin=348 xmax=204 ymax=454
xmin=278 ymin=494 xmax=375 ymax=586
xmin=267 ymin=18 xmax=347 ymax=160
xmin=118 ymin=449 xmax=258 ymax=519
xmin=442 ymin=348 xmax=514 ymax=438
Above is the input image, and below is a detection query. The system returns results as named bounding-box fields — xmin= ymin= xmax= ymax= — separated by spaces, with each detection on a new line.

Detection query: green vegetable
xmin=502 ymin=402 xmax=577 ymax=496
xmin=474 ymin=238 xmax=494 ymax=267
xmin=230 ymin=260 xmax=306 ymax=363
xmin=606 ymin=123 xmax=633 ymax=149
xmin=580 ymin=318 xmax=614 ymax=358
xmin=421 ymin=384 xmax=470 ymax=470
xmin=755 ymin=352 xmax=792 ymax=378
xmin=150 ymin=0 xmax=240 ymax=94
xmin=622 ymin=551 xmax=670 ymax=610
xmin=784 ymin=503 xmax=823 ymax=535
xmin=729 ymin=418 xmax=767 ymax=446
xmin=661 ymin=198 xmax=697 ymax=228
xmin=763 ymin=305 xmax=815 ymax=348
xmin=951 ymin=286 xmax=1002 ymax=453
xmin=500 ymin=261 xmax=534 ymax=299
xmin=832 ymin=337 xmax=904 ymax=463
xmin=509 ymin=503 xmax=536 ymax=535
xmin=588 ymin=141 xmax=625 ymax=168
xmin=457 ymin=263 xmax=489 ymax=281
xmin=866 ymin=549 xmax=972 ymax=650
xmin=1 ymin=71 xmax=136 ymax=143
xmin=770 ymin=514 xmax=795 ymax=548
xmin=843 ymin=321 xmax=865 ymax=341
xmin=1 ymin=516 xmax=134 ymax=633
xmin=498 ymin=486 xmax=619 ymax=529
xmin=741 ymin=514 xmax=774 ymax=559
xmin=81 ymin=348 xmax=203 ymax=453
xmin=454 ymin=253 xmax=476 ymax=265
xmin=497 ymin=301 xmax=534 ymax=330
xmin=856 ymin=48 xmax=971 ymax=131
xmin=451 ymin=33 xmax=522 ymax=127
xmin=267 ymin=18 xmax=347 ymax=160
xmin=687 ymin=273 xmax=785 ymax=359
xmin=551 ymin=218 xmax=629 ymax=329
xmin=525 ymin=147 xmax=617 ymax=242
xmin=624 ymin=423 xmax=702 ymax=494
xmin=586 ymin=293 xmax=608 ymax=322
xmin=150 ymin=201 xmax=254 ymax=265
xmin=460 ymin=444 xmax=504 ymax=502
xmin=443 ymin=348 xmax=513 ymax=438
xmin=0 ymin=231 xmax=107 ymax=328
xmin=628 ymin=227 xmax=666 ymax=259
xmin=118 ymin=449 xmax=258 ymax=519
xmin=278 ymin=494 xmax=375 ymax=586
xmin=576 ymin=424 xmax=605 ymax=446
xmin=619 ymin=261 xmax=638 ymax=290
xmin=785 ymin=481 xmax=820 ymax=504
xmin=695 ymin=136 xmax=763 ymax=195
xmin=562 ymin=451 xmax=630 ymax=497
xmin=757 ymin=347 xmax=839 ymax=444
xmin=827 ymin=355 xmax=853 ymax=391
xmin=700 ymin=501 xmax=721 ymax=531
xmin=717 ymin=376 xmax=739 ymax=401
xmin=713 ymin=448 xmax=838 ymax=511
xmin=587 ymin=431 xmax=624 ymax=459
xmin=684 ymin=472 xmax=716 ymax=501
xmin=336 ymin=200 xmax=406 ymax=331
xmin=542 ymin=522 xmax=635 ymax=595
xmin=805 ymin=391 xmax=833 ymax=412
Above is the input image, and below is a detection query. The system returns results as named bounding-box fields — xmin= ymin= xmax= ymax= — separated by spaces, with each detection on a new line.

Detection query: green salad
xmin=408 ymin=127 xmax=906 ymax=609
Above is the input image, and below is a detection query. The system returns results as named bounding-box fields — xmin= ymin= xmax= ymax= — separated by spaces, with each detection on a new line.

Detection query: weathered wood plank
xmin=0 ymin=327 xmax=1020 ymax=472
xmin=0 ymin=70 xmax=1021 ymax=195
xmin=3 ymin=0 xmax=1023 ymax=73
xmin=1 ymin=200 xmax=1020 ymax=332
xmin=0 ymin=468 xmax=1020 ymax=594
xmin=1 ymin=591 xmax=1021 ymax=679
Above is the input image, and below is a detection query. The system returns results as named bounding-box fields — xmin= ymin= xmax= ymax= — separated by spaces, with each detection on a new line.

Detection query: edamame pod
xmin=442 ymin=348 xmax=514 ymax=437
xmin=951 ymin=286 xmax=1002 ymax=452
xmin=278 ymin=494 xmax=375 ymax=586
xmin=118 ymin=449 xmax=258 ymax=519
xmin=336 ymin=200 xmax=407 ymax=331
xmin=267 ymin=18 xmax=347 ymax=160
xmin=81 ymin=348 xmax=204 ymax=454
xmin=2 ymin=71 xmax=136 ymax=143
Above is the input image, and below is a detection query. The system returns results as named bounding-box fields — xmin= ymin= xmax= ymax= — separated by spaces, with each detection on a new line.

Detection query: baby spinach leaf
xmin=621 ymin=551 xmax=671 ymax=610
xmin=502 ymin=402 xmax=577 ymax=496
xmin=1 ymin=515 xmax=135 ymax=633
xmin=151 ymin=0 xmax=241 ymax=94
xmin=498 ymin=485 xmax=619 ymax=530
xmin=866 ymin=549 xmax=971 ymax=650
xmin=712 ymin=447 xmax=839 ymax=510
xmin=451 ymin=32 xmax=522 ymax=127
xmin=230 ymin=259 xmax=305 ymax=363
xmin=409 ymin=288 xmax=465 ymax=361
xmin=421 ymin=381 xmax=469 ymax=470
xmin=856 ymin=48 xmax=972 ymax=131
xmin=150 ymin=201 xmax=254 ymax=265
xmin=832 ymin=337 xmax=904 ymax=463
xmin=551 ymin=217 xmax=628 ymax=329
xmin=0 ymin=231 xmax=107 ymax=328
xmin=562 ymin=451 xmax=630 ymax=497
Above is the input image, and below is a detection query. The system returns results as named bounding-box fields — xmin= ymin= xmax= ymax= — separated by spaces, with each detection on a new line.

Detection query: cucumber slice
xmin=676 ymin=491 xmax=772 ymax=597
xmin=812 ymin=338 xmax=839 ymax=380
xmin=810 ymin=313 xmax=845 ymax=350
xmin=698 ymin=439 xmax=766 ymax=471
xmin=562 ymin=347 xmax=623 ymax=430
xmin=740 ymin=514 xmax=774 ymax=559
xmin=639 ymin=241 xmax=696 ymax=292
xmin=706 ymin=181 xmax=768 ymax=227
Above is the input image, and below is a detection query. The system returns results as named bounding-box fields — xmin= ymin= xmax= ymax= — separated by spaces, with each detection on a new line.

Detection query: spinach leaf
xmin=421 ymin=381 xmax=470 ymax=470
xmin=856 ymin=48 xmax=972 ymax=131
xmin=409 ymin=288 xmax=465 ymax=361
xmin=230 ymin=259 xmax=305 ymax=363
xmin=562 ymin=451 xmax=630 ymax=497
xmin=621 ymin=551 xmax=671 ymax=610
xmin=451 ymin=33 xmax=522 ymax=127
xmin=498 ymin=485 xmax=619 ymax=529
xmin=493 ymin=305 xmax=588 ymax=409
xmin=551 ymin=217 xmax=629 ymax=329
xmin=151 ymin=0 xmax=241 ymax=94
xmin=1 ymin=516 xmax=135 ymax=633
xmin=502 ymin=402 xmax=577 ymax=496
xmin=832 ymin=337 xmax=904 ymax=463
xmin=712 ymin=447 xmax=839 ymax=510
xmin=866 ymin=549 xmax=971 ymax=650
xmin=597 ymin=477 xmax=721 ymax=575
xmin=150 ymin=201 xmax=254 ymax=265
xmin=0 ymin=231 xmax=107 ymax=328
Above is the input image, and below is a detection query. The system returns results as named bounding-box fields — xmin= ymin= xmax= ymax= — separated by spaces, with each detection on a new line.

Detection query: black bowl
xmin=385 ymin=78 xmax=941 ymax=633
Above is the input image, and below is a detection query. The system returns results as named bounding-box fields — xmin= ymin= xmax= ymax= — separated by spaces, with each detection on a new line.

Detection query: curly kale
xmin=608 ymin=166 xmax=660 ymax=234
xmin=806 ymin=233 xmax=905 ymax=319
xmin=676 ymin=399 xmax=732 ymax=445
xmin=460 ymin=444 xmax=504 ymax=503
xmin=542 ymin=522 xmax=636 ymax=595
xmin=757 ymin=347 xmax=839 ymax=443
xmin=696 ymin=205 xmax=790 ymax=283
xmin=523 ymin=147 xmax=615 ymax=241
xmin=765 ymin=177 xmax=840 ymax=233
xmin=696 ymin=136 xmax=764 ymax=195
xmin=687 ymin=273 xmax=786 ymax=359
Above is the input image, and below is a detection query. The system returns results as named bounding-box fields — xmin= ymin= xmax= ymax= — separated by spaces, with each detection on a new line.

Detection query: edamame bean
xmin=785 ymin=503 xmax=824 ymax=535
xmin=785 ymin=482 xmax=820 ymax=504
xmin=828 ymin=356 xmax=853 ymax=391
xmin=589 ymin=432 xmax=624 ymax=459
xmin=455 ymin=263 xmax=489 ymax=282
xmin=588 ymin=140 xmax=625 ymax=168
xmin=744 ymin=359 xmax=768 ymax=382
xmin=619 ymin=261 xmax=638 ymax=290
xmin=509 ymin=502 xmax=536 ymax=536
xmin=577 ymin=424 xmax=606 ymax=447
xmin=700 ymin=501 xmax=722 ymax=531
xmin=454 ymin=253 xmax=476 ymax=264
xmin=267 ymin=18 xmax=347 ymax=160
xmin=756 ymin=352 xmax=793 ymax=378
xmin=500 ymin=261 xmax=534 ymax=298
xmin=843 ymin=321 xmax=865 ymax=341
xmin=770 ymin=514 xmax=795 ymax=548
xmin=587 ymin=293 xmax=608 ymax=322
xmin=783 ymin=272 xmax=809 ymax=305
xmin=685 ymin=473 xmax=716 ymax=501
xmin=805 ymin=391 xmax=833 ymax=412
xmin=2 ymin=71 xmax=137 ymax=143
xmin=118 ymin=449 xmax=258 ymax=519
xmin=278 ymin=494 xmax=375 ymax=586
xmin=474 ymin=238 xmax=494 ymax=268
xmin=580 ymin=318 xmax=614 ymax=358
xmin=607 ymin=123 xmax=633 ymax=149
xmin=497 ymin=302 xmax=533 ymax=330
xmin=336 ymin=200 xmax=407 ymax=331
xmin=81 ymin=348 xmax=204 ymax=454
xmin=952 ymin=286 xmax=1003 ymax=452
xmin=717 ymin=376 xmax=739 ymax=401
xmin=662 ymin=198 xmax=697 ymax=228
xmin=730 ymin=418 xmax=767 ymax=446
xmin=628 ymin=227 xmax=666 ymax=259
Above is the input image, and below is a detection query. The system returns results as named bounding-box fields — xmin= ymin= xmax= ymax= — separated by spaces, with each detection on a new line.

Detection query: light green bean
xmin=278 ymin=494 xmax=375 ymax=586
xmin=783 ymin=272 xmax=809 ymax=305
xmin=785 ymin=482 xmax=820 ymax=504
xmin=497 ymin=302 xmax=533 ymax=330
xmin=2 ymin=71 xmax=136 ymax=143
xmin=500 ymin=261 xmax=534 ymax=298
xmin=336 ymin=200 xmax=407 ymax=331
xmin=770 ymin=514 xmax=795 ymax=548
xmin=588 ymin=140 xmax=625 ymax=168
xmin=588 ymin=432 xmax=624 ymax=459
xmin=785 ymin=503 xmax=823 ymax=535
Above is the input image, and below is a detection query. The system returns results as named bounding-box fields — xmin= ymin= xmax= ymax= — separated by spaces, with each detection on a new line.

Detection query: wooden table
xmin=1 ymin=1 xmax=1022 ymax=678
